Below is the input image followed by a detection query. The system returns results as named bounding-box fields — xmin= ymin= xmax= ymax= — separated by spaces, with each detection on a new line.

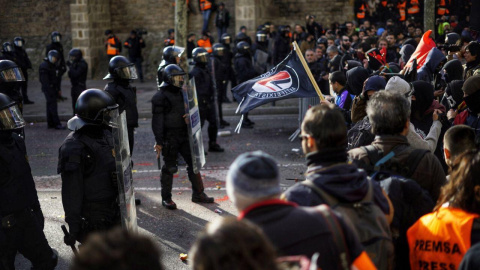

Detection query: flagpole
xmin=293 ymin=41 xmax=324 ymax=101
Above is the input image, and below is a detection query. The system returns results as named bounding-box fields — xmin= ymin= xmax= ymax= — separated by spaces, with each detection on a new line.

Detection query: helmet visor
xmin=14 ymin=40 xmax=23 ymax=47
xmin=52 ymin=35 xmax=61 ymax=42
xmin=102 ymin=106 xmax=119 ymax=128
xmin=173 ymin=46 xmax=185 ymax=58
xmin=196 ymin=52 xmax=209 ymax=63
xmin=222 ymin=36 xmax=231 ymax=44
xmin=0 ymin=67 xmax=25 ymax=82
xmin=4 ymin=45 xmax=12 ymax=52
xmin=0 ymin=105 xmax=25 ymax=130
xmin=257 ymin=34 xmax=267 ymax=42
xmin=48 ymin=55 xmax=58 ymax=64
xmin=170 ymin=74 xmax=186 ymax=88
xmin=214 ymin=47 xmax=225 ymax=56
xmin=116 ymin=65 xmax=138 ymax=79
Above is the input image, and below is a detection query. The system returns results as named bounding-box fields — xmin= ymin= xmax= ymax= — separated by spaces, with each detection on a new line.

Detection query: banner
xmin=405 ymin=30 xmax=436 ymax=70
xmin=232 ymin=42 xmax=321 ymax=115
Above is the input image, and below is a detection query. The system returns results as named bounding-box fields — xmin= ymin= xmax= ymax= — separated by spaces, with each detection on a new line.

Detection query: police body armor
xmin=190 ymin=65 xmax=214 ymax=99
xmin=161 ymin=87 xmax=188 ymax=132
xmin=39 ymin=60 xmax=57 ymax=93
xmin=0 ymin=133 xmax=40 ymax=215
xmin=105 ymin=82 xmax=139 ymax=127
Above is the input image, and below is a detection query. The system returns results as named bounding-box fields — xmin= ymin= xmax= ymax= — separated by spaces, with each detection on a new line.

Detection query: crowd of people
xmin=1 ymin=0 xmax=480 ymax=269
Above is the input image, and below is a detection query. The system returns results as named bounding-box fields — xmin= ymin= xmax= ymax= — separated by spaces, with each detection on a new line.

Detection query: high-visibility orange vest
xmin=408 ymin=0 xmax=420 ymax=14
xmin=397 ymin=1 xmax=406 ymax=21
xmin=197 ymin=38 xmax=212 ymax=53
xmin=107 ymin=37 xmax=120 ymax=56
xmin=357 ymin=3 xmax=366 ymax=19
xmin=199 ymin=0 xmax=212 ymax=11
xmin=407 ymin=207 xmax=480 ymax=270
xmin=437 ymin=0 xmax=450 ymax=15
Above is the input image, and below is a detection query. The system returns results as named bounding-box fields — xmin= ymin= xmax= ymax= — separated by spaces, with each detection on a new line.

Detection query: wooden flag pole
xmin=293 ymin=41 xmax=325 ymax=101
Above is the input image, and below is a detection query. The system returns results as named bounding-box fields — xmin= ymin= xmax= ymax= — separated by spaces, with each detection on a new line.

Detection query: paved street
xmin=14 ymin=79 xmax=306 ymax=269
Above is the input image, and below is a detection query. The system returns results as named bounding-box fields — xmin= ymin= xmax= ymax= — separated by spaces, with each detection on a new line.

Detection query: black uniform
xmin=156 ymin=60 xmax=174 ymax=90
xmin=13 ymin=45 xmax=32 ymax=103
xmin=189 ymin=64 xmax=219 ymax=145
xmin=67 ymin=58 xmax=88 ymax=113
xmin=104 ymin=80 xmax=139 ymax=153
xmin=212 ymin=55 xmax=229 ymax=124
xmin=0 ymin=131 xmax=57 ymax=270
xmin=45 ymin=42 xmax=67 ymax=99
xmin=151 ymin=85 xmax=206 ymax=200
xmin=58 ymin=126 xmax=120 ymax=243
xmin=124 ymin=35 xmax=146 ymax=82
xmin=39 ymin=59 xmax=62 ymax=128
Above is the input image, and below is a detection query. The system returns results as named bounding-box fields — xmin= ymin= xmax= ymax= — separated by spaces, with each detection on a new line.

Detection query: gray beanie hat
xmin=385 ymin=76 xmax=412 ymax=104
xmin=226 ymin=151 xmax=281 ymax=207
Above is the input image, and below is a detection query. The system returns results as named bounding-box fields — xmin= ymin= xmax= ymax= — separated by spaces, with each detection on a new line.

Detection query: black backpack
xmin=347 ymin=116 xmax=375 ymax=150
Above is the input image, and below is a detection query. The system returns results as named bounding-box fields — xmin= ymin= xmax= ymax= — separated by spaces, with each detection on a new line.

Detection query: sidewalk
xmin=22 ymin=79 xmax=299 ymax=122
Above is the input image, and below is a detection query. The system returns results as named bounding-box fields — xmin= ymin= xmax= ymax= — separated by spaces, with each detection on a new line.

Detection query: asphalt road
xmin=15 ymin=113 xmax=307 ymax=270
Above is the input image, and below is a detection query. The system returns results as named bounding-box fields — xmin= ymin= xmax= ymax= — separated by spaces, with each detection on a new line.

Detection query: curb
xmin=23 ymin=106 xmax=299 ymax=123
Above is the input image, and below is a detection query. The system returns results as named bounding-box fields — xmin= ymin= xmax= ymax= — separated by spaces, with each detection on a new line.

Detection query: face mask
xmin=464 ymin=91 xmax=480 ymax=114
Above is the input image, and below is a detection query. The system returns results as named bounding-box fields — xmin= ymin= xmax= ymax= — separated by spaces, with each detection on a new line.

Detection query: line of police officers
xmin=0 ymin=28 xmax=269 ymax=267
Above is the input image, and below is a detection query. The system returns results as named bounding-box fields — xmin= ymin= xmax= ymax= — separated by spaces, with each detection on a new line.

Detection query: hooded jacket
xmin=441 ymin=80 xmax=465 ymax=111
xmin=417 ymin=48 xmax=446 ymax=83
xmin=443 ymin=59 xmax=464 ymax=82
xmin=400 ymin=44 xmax=415 ymax=64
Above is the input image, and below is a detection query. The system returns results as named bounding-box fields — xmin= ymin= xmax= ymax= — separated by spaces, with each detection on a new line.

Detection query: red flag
xmin=405 ymin=30 xmax=436 ymax=69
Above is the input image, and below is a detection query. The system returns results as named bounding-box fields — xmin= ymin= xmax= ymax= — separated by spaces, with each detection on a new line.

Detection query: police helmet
xmin=256 ymin=30 xmax=267 ymax=43
xmin=317 ymin=37 xmax=327 ymax=46
xmin=236 ymin=41 xmax=250 ymax=55
xmin=235 ymin=32 xmax=248 ymax=43
xmin=47 ymin=50 xmax=59 ymax=64
xmin=51 ymin=31 xmax=61 ymax=43
xmin=2 ymin=42 xmax=13 ymax=53
xmin=13 ymin=37 xmax=24 ymax=48
xmin=192 ymin=47 xmax=209 ymax=64
xmin=221 ymin=33 xmax=232 ymax=45
xmin=162 ymin=46 xmax=185 ymax=64
xmin=0 ymin=93 xmax=25 ymax=130
xmin=161 ymin=64 xmax=186 ymax=88
xmin=69 ymin=48 xmax=83 ymax=62
xmin=257 ymin=24 xmax=267 ymax=32
xmin=0 ymin=60 xmax=25 ymax=83
xmin=104 ymin=55 xmax=138 ymax=80
xmin=212 ymin=43 xmax=225 ymax=57
xmin=68 ymin=89 xmax=119 ymax=131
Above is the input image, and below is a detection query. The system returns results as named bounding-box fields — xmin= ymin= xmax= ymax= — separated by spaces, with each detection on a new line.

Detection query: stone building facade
xmin=0 ymin=0 xmax=353 ymax=80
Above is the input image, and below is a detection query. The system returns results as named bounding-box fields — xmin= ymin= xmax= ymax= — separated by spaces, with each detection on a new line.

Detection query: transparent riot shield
xmin=112 ymin=112 xmax=138 ymax=233
xmin=210 ymin=57 xmax=221 ymax=128
xmin=254 ymin=50 xmax=269 ymax=74
xmin=182 ymin=79 xmax=206 ymax=173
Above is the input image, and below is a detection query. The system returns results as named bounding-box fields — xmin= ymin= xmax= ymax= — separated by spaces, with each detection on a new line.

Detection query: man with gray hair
xmin=227 ymin=150 xmax=376 ymax=270
xmin=349 ymin=91 xmax=446 ymax=202
xmin=326 ymin=45 xmax=341 ymax=72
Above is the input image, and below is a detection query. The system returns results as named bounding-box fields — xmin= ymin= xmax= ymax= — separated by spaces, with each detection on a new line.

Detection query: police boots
xmin=209 ymin=142 xmax=224 ymax=152
xmin=190 ymin=172 xmax=214 ymax=203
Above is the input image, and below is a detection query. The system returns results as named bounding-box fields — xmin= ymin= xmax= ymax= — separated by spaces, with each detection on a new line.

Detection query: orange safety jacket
xmin=164 ymin=38 xmax=175 ymax=46
xmin=408 ymin=0 xmax=420 ymax=14
xmin=407 ymin=207 xmax=480 ymax=270
xmin=199 ymin=0 xmax=212 ymax=11
xmin=106 ymin=37 xmax=121 ymax=56
xmin=197 ymin=38 xmax=212 ymax=53
xmin=397 ymin=1 xmax=406 ymax=21
xmin=357 ymin=3 xmax=366 ymax=19
xmin=437 ymin=0 xmax=450 ymax=15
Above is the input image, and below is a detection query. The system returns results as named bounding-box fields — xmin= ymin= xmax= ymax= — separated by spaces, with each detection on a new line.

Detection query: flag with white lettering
xmin=232 ymin=49 xmax=319 ymax=115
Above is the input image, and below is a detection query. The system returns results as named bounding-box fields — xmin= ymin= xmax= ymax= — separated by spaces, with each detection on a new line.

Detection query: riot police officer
xmin=234 ymin=41 xmax=258 ymax=128
xmin=220 ymin=33 xmax=236 ymax=101
xmin=0 ymin=42 xmax=17 ymax=63
xmin=104 ymin=56 xmax=138 ymax=154
xmin=67 ymin=48 xmax=88 ymax=113
xmin=152 ymin=64 xmax=214 ymax=210
xmin=46 ymin=31 xmax=67 ymax=101
xmin=13 ymin=37 xmax=34 ymax=104
xmin=0 ymin=60 xmax=24 ymax=113
xmin=0 ymin=93 xmax=58 ymax=270
xmin=189 ymin=47 xmax=224 ymax=152
xmin=58 ymin=89 xmax=121 ymax=245
xmin=157 ymin=46 xmax=184 ymax=89
xmin=39 ymin=50 xmax=65 ymax=129
xmin=211 ymin=43 xmax=230 ymax=128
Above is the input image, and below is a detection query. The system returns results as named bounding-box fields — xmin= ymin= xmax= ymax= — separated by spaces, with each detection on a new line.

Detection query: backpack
xmin=347 ymin=117 xmax=375 ymax=150
xmin=302 ymin=179 xmax=394 ymax=269
xmin=375 ymin=174 xmax=434 ymax=270
xmin=356 ymin=144 xmax=429 ymax=180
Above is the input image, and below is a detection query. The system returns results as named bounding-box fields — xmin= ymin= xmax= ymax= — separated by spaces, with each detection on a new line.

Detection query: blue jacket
xmin=417 ymin=48 xmax=446 ymax=83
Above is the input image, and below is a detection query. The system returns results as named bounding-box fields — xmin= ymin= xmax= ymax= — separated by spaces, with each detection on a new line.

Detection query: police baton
xmin=61 ymin=225 xmax=78 ymax=256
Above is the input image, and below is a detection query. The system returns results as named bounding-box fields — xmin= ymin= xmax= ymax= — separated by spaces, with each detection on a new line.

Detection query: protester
xmin=443 ymin=125 xmax=477 ymax=171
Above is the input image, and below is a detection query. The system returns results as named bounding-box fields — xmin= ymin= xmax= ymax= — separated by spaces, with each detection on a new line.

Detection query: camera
xmin=438 ymin=43 xmax=461 ymax=53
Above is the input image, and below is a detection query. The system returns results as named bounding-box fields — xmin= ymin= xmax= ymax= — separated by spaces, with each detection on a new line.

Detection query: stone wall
xmin=0 ymin=0 xmax=72 ymax=80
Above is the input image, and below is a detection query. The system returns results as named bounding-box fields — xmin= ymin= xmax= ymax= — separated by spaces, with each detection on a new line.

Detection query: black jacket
xmin=67 ymin=59 xmax=88 ymax=88
xmin=39 ymin=59 xmax=57 ymax=93
xmin=215 ymin=9 xmax=230 ymax=28
xmin=189 ymin=64 xmax=214 ymax=98
xmin=104 ymin=80 xmax=139 ymax=127
xmin=124 ymin=36 xmax=146 ymax=59
xmin=46 ymin=42 xmax=67 ymax=76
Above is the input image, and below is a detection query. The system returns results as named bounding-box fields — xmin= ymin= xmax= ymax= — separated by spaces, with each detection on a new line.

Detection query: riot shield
xmin=183 ymin=79 xmax=206 ymax=174
xmin=254 ymin=50 xmax=269 ymax=74
xmin=112 ymin=112 xmax=138 ymax=233
xmin=210 ymin=57 xmax=221 ymax=128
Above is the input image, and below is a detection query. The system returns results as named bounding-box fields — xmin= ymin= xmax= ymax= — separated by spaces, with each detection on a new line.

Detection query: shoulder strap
xmin=360 ymin=178 xmax=374 ymax=203
xmin=314 ymin=205 xmax=350 ymax=270
xmin=405 ymin=148 xmax=429 ymax=178
xmin=301 ymin=180 xmax=339 ymax=207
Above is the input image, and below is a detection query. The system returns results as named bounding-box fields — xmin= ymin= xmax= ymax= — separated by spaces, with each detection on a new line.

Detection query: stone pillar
xmin=176 ymin=0 xmax=189 ymax=75
xmin=235 ymin=0 xmax=258 ymax=38
xmin=70 ymin=0 xmax=112 ymax=79
xmin=424 ymin=0 xmax=435 ymax=38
